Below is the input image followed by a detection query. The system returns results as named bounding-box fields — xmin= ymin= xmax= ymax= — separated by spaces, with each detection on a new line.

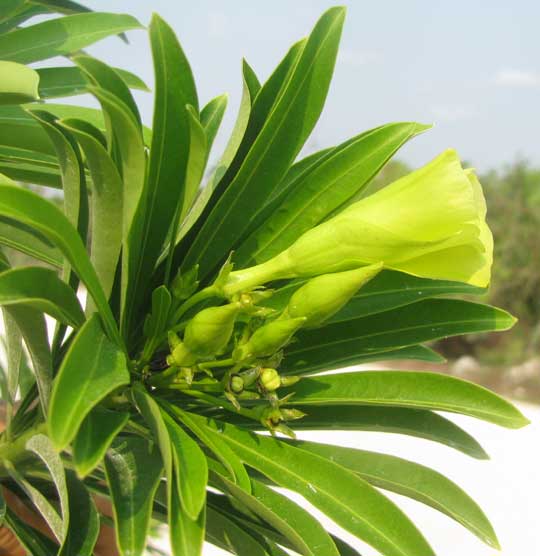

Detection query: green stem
xmin=182 ymin=390 xmax=257 ymax=421
xmin=0 ymin=422 xmax=47 ymax=464
xmin=171 ymin=285 xmax=221 ymax=324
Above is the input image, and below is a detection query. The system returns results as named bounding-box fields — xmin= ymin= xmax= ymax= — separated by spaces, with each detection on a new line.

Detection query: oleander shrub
xmin=0 ymin=3 xmax=528 ymax=555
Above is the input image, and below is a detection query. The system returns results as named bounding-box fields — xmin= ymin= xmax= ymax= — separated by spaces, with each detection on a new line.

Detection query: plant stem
xmin=170 ymin=285 xmax=221 ymax=324
xmin=0 ymin=422 xmax=47 ymax=464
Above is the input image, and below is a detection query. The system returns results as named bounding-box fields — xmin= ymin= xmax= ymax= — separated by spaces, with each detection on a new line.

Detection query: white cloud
xmin=495 ymin=69 xmax=540 ymax=88
xmin=429 ymin=105 xmax=477 ymax=123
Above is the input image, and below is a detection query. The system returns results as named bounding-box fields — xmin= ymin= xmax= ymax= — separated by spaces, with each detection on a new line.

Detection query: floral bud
xmin=234 ymin=317 xmax=306 ymax=361
xmin=259 ymin=368 xmax=281 ymax=391
xmin=166 ymin=341 xmax=197 ymax=367
xmin=224 ymin=149 xmax=493 ymax=294
xmin=229 ymin=374 xmax=244 ymax=394
xmin=279 ymin=375 xmax=301 ymax=387
xmin=287 ymin=263 xmax=382 ymax=326
xmin=184 ymin=302 xmax=241 ymax=356
xmin=280 ymin=408 xmax=307 ymax=421
xmin=171 ymin=265 xmax=199 ymax=300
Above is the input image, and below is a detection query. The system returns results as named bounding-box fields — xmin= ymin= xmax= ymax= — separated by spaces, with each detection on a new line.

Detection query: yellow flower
xmin=224 ymin=149 xmax=492 ymax=295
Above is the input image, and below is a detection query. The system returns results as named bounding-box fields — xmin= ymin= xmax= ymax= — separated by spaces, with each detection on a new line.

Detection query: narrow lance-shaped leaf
xmin=37 ymin=65 xmax=149 ymax=99
xmin=5 ymin=306 xmax=52 ymax=413
xmin=203 ymin=416 xmax=435 ymax=556
xmin=222 ymin=404 xmax=489 ymax=459
xmin=125 ymin=13 xmax=197 ymax=333
xmin=0 ymin=185 xmax=120 ymax=343
xmin=182 ymin=8 xmax=345 ymax=280
xmin=283 ymin=299 xmax=516 ymax=374
xmin=0 ymin=61 xmax=39 ymax=105
xmin=287 ymin=439 xmax=499 ymax=549
xmin=2 ymin=308 xmax=22 ymax=427
xmin=60 ymin=118 xmax=123 ymax=304
xmin=0 ymin=12 xmax=143 ymax=64
xmin=200 ymin=93 xmax=228 ymax=160
xmin=210 ymin=469 xmax=340 ymax=556
xmin=48 ymin=314 xmax=130 ymax=450
xmin=72 ymin=407 xmax=129 ymax=478
xmin=284 ymin=371 xmax=529 ymax=428
xmin=104 ymin=437 xmax=163 ymax=556
xmin=0 ymin=267 xmax=84 ymax=327
xmin=59 ymin=471 xmax=99 ymax=556
xmin=4 ymin=507 xmax=59 ymax=556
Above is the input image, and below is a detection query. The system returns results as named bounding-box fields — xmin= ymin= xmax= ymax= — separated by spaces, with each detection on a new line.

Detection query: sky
xmin=79 ymin=0 xmax=540 ymax=173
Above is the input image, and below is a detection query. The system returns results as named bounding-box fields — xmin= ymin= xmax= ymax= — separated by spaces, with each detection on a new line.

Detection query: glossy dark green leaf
xmin=48 ymin=314 xmax=130 ymax=450
xmin=0 ymin=61 xmax=39 ymax=105
xmin=283 ymin=299 xmax=516 ymax=374
xmin=60 ymin=118 xmax=123 ymax=302
xmin=183 ymin=8 xmax=345 ymax=280
xmin=30 ymin=0 xmax=91 ymax=15
xmin=288 ymin=439 xmax=499 ymax=549
xmin=165 ymin=403 xmax=251 ymax=492
xmin=226 ymin=405 xmax=488 ymax=459
xmin=105 ymin=436 xmax=163 ymax=556
xmin=162 ymin=410 xmax=208 ymax=519
xmin=344 ymin=344 xmax=445 ymax=365
xmin=285 ymin=371 xmax=529 ymax=428
xmin=207 ymin=417 xmax=435 ymax=556
xmin=37 ymin=65 xmax=148 ymax=99
xmin=125 ymin=13 xmax=197 ymax=332
xmin=0 ymin=185 xmax=120 ymax=342
xmin=59 ymin=471 xmax=99 ymax=556
xmin=211 ymin=470 xmax=340 ymax=556
xmin=0 ymin=267 xmax=84 ymax=327
xmin=235 ymin=122 xmax=429 ymax=266
xmin=72 ymin=407 xmax=129 ymax=477
xmin=5 ymin=306 xmax=51 ymax=412
xmin=0 ymin=12 xmax=143 ymax=64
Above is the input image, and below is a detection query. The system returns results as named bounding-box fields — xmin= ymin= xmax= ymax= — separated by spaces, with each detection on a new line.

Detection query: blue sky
xmin=82 ymin=0 xmax=540 ymax=172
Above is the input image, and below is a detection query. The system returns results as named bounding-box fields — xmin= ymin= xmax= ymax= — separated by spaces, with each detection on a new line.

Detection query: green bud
xmin=280 ymin=375 xmax=301 ymax=387
xmin=259 ymin=368 xmax=281 ymax=391
xmin=287 ymin=263 xmax=383 ymax=326
xmin=166 ymin=341 xmax=197 ymax=367
xmin=229 ymin=374 xmax=244 ymax=394
xmin=280 ymin=408 xmax=307 ymax=421
xmin=171 ymin=265 xmax=199 ymax=300
xmin=234 ymin=317 xmax=306 ymax=360
xmin=184 ymin=302 xmax=241 ymax=356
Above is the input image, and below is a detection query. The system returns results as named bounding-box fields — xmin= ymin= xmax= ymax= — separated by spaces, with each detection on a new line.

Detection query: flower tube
xmin=224 ymin=149 xmax=493 ymax=295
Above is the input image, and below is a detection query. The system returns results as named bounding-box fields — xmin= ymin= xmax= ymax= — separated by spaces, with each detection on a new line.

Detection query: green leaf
xmin=206 ymin=506 xmax=270 ymax=556
xmin=2 ymin=307 xmax=22 ymax=411
xmin=227 ymin=406 xmax=488 ymax=459
xmin=236 ymin=122 xmax=429 ymax=266
xmin=59 ymin=471 xmax=100 ymax=556
xmin=182 ymin=8 xmax=345 ymax=279
xmin=161 ymin=409 xmax=208 ymax=519
xmin=5 ymin=507 xmax=59 ymax=556
xmin=0 ymin=61 xmax=39 ymax=105
xmin=0 ymin=266 xmax=84 ymax=327
xmin=37 ymin=65 xmax=149 ymax=99
xmin=0 ymin=185 xmax=120 ymax=343
xmin=283 ymin=299 xmax=516 ymax=374
xmin=288 ymin=439 xmax=499 ymax=549
xmin=211 ymin=470 xmax=340 ymax=556
xmin=26 ymin=433 xmax=70 ymax=541
xmin=6 ymin=462 xmax=65 ymax=542
xmin=105 ymin=436 xmax=163 ymax=556
xmin=30 ymin=0 xmax=91 ymax=15
xmin=285 ymin=371 xmax=529 ymax=428
xmin=0 ymin=0 xmax=26 ymax=22
xmin=126 ymin=13 xmax=197 ymax=333
xmin=180 ymin=105 xmax=207 ymax=222
xmin=74 ymin=54 xmax=141 ymax=126
xmin=60 ymin=118 xmax=123 ymax=303
xmin=0 ymin=12 xmax=143 ymax=64
xmin=0 ymin=489 xmax=4 ymax=526
xmin=165 ymin=403 xmax=251 ymax=492
xmin=72 ymin=407 xmax=129 ymax=478
xmin=0 ymin=217 xmax=63 ymax=266
xmin=5 ymin=306 xmax=51 ymax=413
xmin=200 ymin=93 xmax=228 ymax=158
xmin=347 ymin=344 xmax=445 ymax=365
xmin=48 ymin=314 xmax=130 ymax=450
xmin=206 ymin=417 xmax=435 ymax=556
xmin=170 ymin=484 xmax=206 ymax=556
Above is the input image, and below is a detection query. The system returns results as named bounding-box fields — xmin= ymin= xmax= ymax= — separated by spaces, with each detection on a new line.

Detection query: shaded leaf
xmin=0 ymin=61 xmax=39 ymax=105
xmin=4 ymin=507 xmax=59 ymax=556
xmin=48 ymin=314 xmax=130 ymax=450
